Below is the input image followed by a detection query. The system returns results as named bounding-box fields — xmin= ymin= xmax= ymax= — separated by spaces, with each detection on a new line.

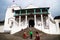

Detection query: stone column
xmin=34 ymin=9 xmax=36 ymax=27
xmin=19 ymin=11 xmax=21 ymax=28
xmin=41 ymin=14 xmax=44 ymax=27
xmin=19 ymin=16 xmax=21 ymax=27
xmin=25 ymin=15 xmax=27 ymax=26
xmin=40 ymin=9 xmax=44 ymax=31
xmin=25 ymin=10 xmax=28 ymax=27
xmin=34 ymin=15 xmax=36 ymax=27
xmin=56 ymin=22 xmax=60 ymax=34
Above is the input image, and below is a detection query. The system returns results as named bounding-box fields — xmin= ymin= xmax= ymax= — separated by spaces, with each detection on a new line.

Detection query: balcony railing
xmin=14 ymin=12 xmax=49 ymax=16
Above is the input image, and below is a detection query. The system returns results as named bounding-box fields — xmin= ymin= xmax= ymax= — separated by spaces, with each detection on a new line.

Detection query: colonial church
xmin=4 ymin=4 xmax=60 ymax=34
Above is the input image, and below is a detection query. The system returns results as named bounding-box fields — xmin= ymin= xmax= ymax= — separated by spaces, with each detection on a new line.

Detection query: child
xmin=29 ymin=31 xmax=33 ymax=39
xmin=35 ymin=31 xmax=40 ymax=40
xmin=23 ymin=31 xmax=28 ymax=39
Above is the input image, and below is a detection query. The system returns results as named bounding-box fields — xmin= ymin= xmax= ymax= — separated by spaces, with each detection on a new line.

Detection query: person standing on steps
xmin=29 ymin=31 xmax=33 ymax=39
xmin=23 ymin=31 xmax=28 ymax=39
xmin=35 ymin=31 xmax=40 ymax=40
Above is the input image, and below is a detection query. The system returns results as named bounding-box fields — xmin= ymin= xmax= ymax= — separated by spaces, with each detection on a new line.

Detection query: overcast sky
xmin=0 ymin=0 xmax=60 ymax=21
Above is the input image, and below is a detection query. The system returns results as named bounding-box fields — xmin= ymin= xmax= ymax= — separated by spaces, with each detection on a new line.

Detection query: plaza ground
xmin=0 ymin=27 xmax=60 ymax=40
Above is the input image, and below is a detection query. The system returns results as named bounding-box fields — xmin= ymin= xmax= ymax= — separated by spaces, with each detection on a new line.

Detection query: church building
xmin=4 ymin=4 xmax=60 ymax=34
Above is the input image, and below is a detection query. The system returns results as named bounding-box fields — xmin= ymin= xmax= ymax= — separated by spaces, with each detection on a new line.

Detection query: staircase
xmin=0 ymin=27 xmax=60 ymax=40
xmin=14 ymin=27 xmax=45 ymax=38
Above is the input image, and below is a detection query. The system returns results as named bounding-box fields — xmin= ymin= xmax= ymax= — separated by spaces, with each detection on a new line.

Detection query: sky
xmin=0 ymin=0 xmax=60 ymax=21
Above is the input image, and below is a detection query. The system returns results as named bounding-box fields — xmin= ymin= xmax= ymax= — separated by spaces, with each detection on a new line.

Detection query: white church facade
xmin=4 ymin=4 xmax=60 ymax=34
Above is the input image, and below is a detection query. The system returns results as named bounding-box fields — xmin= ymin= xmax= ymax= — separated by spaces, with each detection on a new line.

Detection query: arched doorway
xmin=29 ymin=19 xmax=35 ymax=27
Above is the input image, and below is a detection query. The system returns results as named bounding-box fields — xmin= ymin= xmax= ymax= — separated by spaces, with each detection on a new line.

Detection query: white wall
xmin=11 ymin=19 xmax=28 ymax=34
xmin=44 ymin=18 xmax=60 ymax=34
xmin=4 ymin=5 xmax=21 ymax=34
xmin=48 ymin=19 xmax=57 ymax=34
xmin=4 ymin=7 xmax=14 ymax=32
xmin=55 ymin=20 xmax=60 ymax=34
xmin=0 ymin=25 xmax=4 ymax=32
xmin=35 ymin=16 xmax=60 ymax=34
xmin=4 ymin=5 xmax=60 ymax=34
xmin=11 ymin=16 xmax=60 ymax=34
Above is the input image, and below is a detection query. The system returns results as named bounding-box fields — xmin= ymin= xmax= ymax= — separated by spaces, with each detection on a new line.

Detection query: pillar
xmin=34 ymin=15 xmax=36 ymax=27
xmin=34 ymin=9 xmax=36 ymax=27
xmin=19 ymin=11 xmax=21 ymax=27
xmin=41 ymin=15 xmax=44 ymax=26
xmin=40 ymin=9 xmax=44 ymax=30
xmin=19 ymin=16 xmax=21 ymax=27
xmin=56 ymin=22 xmax=60 ymax=34
xmin=25 ymin=10 xmax=28 ymax=27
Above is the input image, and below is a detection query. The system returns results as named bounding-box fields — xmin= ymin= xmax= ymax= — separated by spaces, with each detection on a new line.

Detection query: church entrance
xmin=29 ymin=19 xmax=35 ymax=27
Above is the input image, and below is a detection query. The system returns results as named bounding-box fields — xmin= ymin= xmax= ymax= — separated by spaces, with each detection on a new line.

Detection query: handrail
xmin=50 ymin=18 xmax=56 ymax=24
xmin=14 ymin=21 xmax=19 ymax=26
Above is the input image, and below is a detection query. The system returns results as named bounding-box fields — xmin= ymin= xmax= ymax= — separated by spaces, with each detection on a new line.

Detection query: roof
xmin=54 ymin=16 xmax=60 ymax=19
xmin=15 ymin=7 xmax=49 ymax=11
xmin=25 ymin=4 xmax=38 ymax=9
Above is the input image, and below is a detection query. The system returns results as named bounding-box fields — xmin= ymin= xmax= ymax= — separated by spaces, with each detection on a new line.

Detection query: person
xmin=35 ymin=31 xmax=40 ymax=40
xmin=23 ymin=31 xmax=28 ymax=39
xmin=29 ymin=31 xmax=33 ymax=39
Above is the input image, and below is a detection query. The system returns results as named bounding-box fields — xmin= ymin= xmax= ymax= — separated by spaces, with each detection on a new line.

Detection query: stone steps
xmin=14 ymin=27 xmax=45 ymax=37
xmin=0 ymin=27 xmax=60 ymax=40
